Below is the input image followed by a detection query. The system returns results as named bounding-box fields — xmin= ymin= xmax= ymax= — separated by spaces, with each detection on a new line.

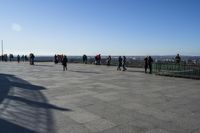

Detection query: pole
xmin=1 ymin=40 xmax=3 ymax=61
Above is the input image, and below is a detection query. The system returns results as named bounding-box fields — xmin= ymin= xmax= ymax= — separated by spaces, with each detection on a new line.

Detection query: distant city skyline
xmin=0 ymin=0 xmax=200 ymax=56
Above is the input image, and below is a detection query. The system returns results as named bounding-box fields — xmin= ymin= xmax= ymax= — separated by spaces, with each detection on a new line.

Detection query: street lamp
xmin=1 ymin=40 xmax=3 ymax=61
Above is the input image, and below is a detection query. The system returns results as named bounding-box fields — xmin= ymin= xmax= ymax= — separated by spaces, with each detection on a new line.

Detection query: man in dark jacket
xmin=148 ymin=56 xmax=153 ymax=74
xmin=117 ymin=56 xmax=122 ymax=71
xmin=62 ymin=55 xmax=68 ymax=71
xmin=144 ymin=56 xmax=148 ymax=73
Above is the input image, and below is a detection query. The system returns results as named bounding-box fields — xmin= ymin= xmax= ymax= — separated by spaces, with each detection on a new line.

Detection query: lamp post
xmin=1 ymin=40 xmax=3 ymax=61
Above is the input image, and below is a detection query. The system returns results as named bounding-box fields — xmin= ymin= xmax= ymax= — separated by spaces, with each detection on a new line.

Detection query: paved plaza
xmin=0 ymin=62 xmax=200 ymax=133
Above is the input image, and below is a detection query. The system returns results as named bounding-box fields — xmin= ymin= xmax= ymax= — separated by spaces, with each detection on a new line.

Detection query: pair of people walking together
xmin=117 ymin=56 xmax=127 ymax=71
xmin=144 ymin=56 xmax=153 ymax=74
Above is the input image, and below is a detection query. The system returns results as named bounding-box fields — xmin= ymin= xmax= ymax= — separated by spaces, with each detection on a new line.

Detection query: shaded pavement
xmin=0 ymin=73 xmax=70 ymax=133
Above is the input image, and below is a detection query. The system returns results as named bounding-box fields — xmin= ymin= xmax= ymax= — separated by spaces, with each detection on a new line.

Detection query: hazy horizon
xmin=3 ymin=54 xmax=200 ymax=57
xmin=0 ymin=0 xmax=200 ymax=56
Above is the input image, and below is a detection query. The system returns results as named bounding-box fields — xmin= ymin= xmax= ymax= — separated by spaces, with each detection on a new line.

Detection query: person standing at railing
xmin=175 ymin=54 xmax=181 ymax=63
xmin=144 ymin=56 xmax=148 ymax=73
xmin=3 ymin=54 xmax=8 ymax=62
xmin=148 ymin=56 xmax=153 ymax=74
xmin=82 ymin=54 xmax=87 ymax=64
xmin=9 ymin=54 xmax=14 ymax=62
xmin=175 ymin=54 xmax=181 ymax=71
xmin=98 ymin=54 xmax=101 ymax=65
xmin=25 ymin=55 xmax=28 ymax=62
xmin=17 ymin=55 xmax=20 ymax=63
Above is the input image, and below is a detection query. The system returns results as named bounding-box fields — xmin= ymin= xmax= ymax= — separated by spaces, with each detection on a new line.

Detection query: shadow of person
xmin=69 ymin=70 xmax=101 ymax=74
xmin=34 ymin=64 xmax=54 ymax=67
xmin=127 ymin=69 xmax=145 ymax=73
xmin=0 ymin=118 xmax=37 ymax=133
xmin=0 ymin=73 xmax=71 ymax=133
xmin=0 ymin=74 xmax=11 ymax=104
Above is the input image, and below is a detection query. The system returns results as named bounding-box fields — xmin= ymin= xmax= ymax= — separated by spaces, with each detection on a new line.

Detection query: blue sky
xmin=0 ymin=0 xmax=200 ymax=56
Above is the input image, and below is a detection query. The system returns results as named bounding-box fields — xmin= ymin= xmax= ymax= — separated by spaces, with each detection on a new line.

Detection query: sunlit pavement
xmin=0 ymin=62 xmax=200 ymax=133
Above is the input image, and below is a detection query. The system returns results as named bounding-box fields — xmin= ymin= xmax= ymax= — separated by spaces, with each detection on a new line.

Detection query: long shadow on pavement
xmin=0 ymin=73 xmax=71 ymax=133
xmin=69 ymin=70 xmax=101 ymax=74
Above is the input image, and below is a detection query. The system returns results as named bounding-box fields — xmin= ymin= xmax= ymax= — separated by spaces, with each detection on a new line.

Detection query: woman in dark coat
xmin=122 ymin=56 xmax=127 ymax=71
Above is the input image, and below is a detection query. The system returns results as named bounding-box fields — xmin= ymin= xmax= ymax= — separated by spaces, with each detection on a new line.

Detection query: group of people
xmin=54 ymin=54 xmax=65 ymax=64
xmin=1 ymin=54 xmax=8 ymax=61
xmin=81 ymin=54 xmax=154 ymax=73
xmin=1 ymin=54 xmax=31 ymax=63
xmin=60 ymin=54 xmax=126 ymax=71
xmin=54 ymin=54 xmax=68 ymax=71
xmin=2 ymin=53 xmax=182 ymax=74
xmin=95 ymin=54 xmax=101 ymax=65
xmin=17 ymin=55 xmax=29 ymax=63
xmin=94 ymin=54 xmax=111 ymax=66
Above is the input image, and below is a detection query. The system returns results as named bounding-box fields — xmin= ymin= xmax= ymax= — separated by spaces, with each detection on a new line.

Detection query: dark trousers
xmin=145 ymin=65 xmax=148 ymax=73
xmin=63 ymin=65 xmax=67 ymax=71
xmin=117 ymin=64 xmax=122 ymax=70
xmin=30 ymin=59 xmax=34 ymax=65
xmin=122 ymin=64 xmax=127 ymax=71
xmin=149 ymin=64 xmax=152 ymax=74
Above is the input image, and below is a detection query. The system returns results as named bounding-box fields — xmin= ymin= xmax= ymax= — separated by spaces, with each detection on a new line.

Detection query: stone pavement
xmin=0 ymin=62 xmax=200 ymax=133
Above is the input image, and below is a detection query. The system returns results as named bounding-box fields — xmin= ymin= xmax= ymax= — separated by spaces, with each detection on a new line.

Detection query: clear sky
xmin=0 ymin=0 xmax=200 ymax=56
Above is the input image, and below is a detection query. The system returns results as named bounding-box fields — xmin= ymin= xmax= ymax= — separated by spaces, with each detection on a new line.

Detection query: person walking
xmin=62 ymin=55 xmax=68 ymax=71
xmin=122 ymin=56 xmax=127 ymax=71
xmin=117 ymin=56 xmax=122 ymax=71
xmin=144 ymin=56 xmax=148 ymax=73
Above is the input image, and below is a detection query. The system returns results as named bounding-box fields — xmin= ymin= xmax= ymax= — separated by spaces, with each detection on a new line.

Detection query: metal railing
xmin=153 ymin=62 xmax=200 ymax=79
